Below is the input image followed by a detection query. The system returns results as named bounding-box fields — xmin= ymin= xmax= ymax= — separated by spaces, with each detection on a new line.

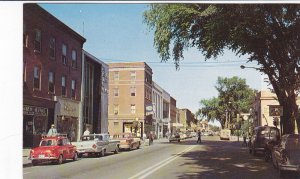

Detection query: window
xmin=71 ymin=50 xmax=77 ymax=68
xmin=130 ymin=71 xmax=136 ymax=80
xmin=33 ymin=66 xmax=40 ymax=89
xmin=49 ymin=37 xmax=55 ymax=59
xmin=114 ymin=72 xmax=119 ymax=81
xmin=114 ymin=122 xmax=119 ymax=126
xmin=114 ymin=88 xmax=119 ymax=97
xmin=114 ymin=105 xmax=119 ymax=115
xmin=62 ymin=43 xmax=67 ymax=65
xmin=131 ymin=104 xmax=136 ymax=114
xmin=34 ymin=29 xmax=41 ymax=52
xmin=130 ymin=86 xmax=136 ymax=96
xmin=61 ymin=76 xmax=66 ymax=96
xmin=71 ymin=80 xmax=76 ymax=98
xmin=48 ymin=72 xmax=55 ymax=93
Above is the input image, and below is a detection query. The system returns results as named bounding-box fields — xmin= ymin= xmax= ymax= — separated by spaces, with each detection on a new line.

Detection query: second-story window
xmin=130 ymin=71 xmax=136 ymax=80
xmin=34 ymin=29 xmax=41 ymax=52
xmin=33 ymin=66 xmax=40 ymax=89
xmin=71 ymin=80 xmax=76 ymax=98
xmin=61 ymin=76 xmax=66 ymax=96
xmin=130 ymin=86 xmax=136 ymax=96
xmin=114 ymin=88 xmax=119 ymax=97
xmin=71 ymin=50 xmax=77 ymax=68
xmin=49 ymin=37 xmax=55 ymax=59
xmin=48 ymin=71 xmax=55 ymax=93
xmin=114 ymin=71 xmax=119 ymax=81
xmin=62 ymin=43 xmax=67 ymax=65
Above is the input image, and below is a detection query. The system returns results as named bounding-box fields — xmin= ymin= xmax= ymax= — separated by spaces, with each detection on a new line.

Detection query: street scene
xmin=2 ymin=2 xmax=298 ymax=179
xmin=23 ymin=136 xmax=285 ymax=179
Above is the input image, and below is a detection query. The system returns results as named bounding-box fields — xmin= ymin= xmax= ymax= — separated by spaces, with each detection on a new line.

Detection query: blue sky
xmin=40 ymin=3 xmax=263 ymax=124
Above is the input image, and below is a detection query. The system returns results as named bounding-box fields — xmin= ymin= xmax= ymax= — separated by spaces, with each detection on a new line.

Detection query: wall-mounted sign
xmin=269 ymin=105 xmax=283 ymax=117
xmin=23 ymin=105 xmax=48 ymax=116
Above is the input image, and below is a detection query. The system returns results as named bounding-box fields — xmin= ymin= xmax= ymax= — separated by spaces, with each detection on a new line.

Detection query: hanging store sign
xmin=23 ymin=105 xmax=48 ymax=116
xmin=56 ymin=98 xmax=79 ymax=117
xmin=269 ymin=105 xmax=283 ymax=117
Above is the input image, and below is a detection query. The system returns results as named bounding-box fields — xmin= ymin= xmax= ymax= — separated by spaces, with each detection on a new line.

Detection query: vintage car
xmin=112 ymin=133 xmax=141 ymax=151
xmin=72 ymin=133 xmax=120 ymax=157
xmin=169 ymin=133 xmax=181 ymax=142
xmin=29 ymin=135 xmax=78 ymax=165
xmin=272 ymin=134 xmax=300 ymax=177
xmin=249 ymin=126 xmax=280 ymax=156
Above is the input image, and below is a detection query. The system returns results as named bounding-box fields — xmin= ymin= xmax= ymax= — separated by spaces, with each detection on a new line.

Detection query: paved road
xmin=23 ymin=136 xmax=295 ymax=179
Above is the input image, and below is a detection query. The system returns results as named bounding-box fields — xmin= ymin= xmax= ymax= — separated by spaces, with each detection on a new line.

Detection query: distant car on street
xmin=220 ymin=129 xmax=231 ymax=140
xmin=29 ymin=135 xmax=78 ymax=165
xmin=248 ymin=126 xmax=280 ymax=156
xmin=72 ymin=133 xmax=120 ymax=157
xmin=112 ymin=133 xmax=141 ymax=151
xmin=169 ymin=133 xmax=181 ymax=142
xmin=272 ymin=134 xmax=300 ymax=177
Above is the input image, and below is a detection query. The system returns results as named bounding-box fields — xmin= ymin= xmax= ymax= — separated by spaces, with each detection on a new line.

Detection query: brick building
xmin=23 ymin=4 xmax=86 ymax=147
xmin=108 ymin=62 xmax=153 ymax=137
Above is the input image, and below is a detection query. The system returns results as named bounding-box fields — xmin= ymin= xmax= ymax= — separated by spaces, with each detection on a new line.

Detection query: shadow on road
xmin=172 ymin=140 xmax=299 ymax=179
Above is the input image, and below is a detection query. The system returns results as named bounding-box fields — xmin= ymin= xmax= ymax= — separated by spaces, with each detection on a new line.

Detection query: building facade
xmin=108 ymin=62 xmax=153 ymax=137
xmin=152 ymin=82 xmax=163 ymax=138
xmin=80 ymin=51 xmax=109 ymax=136
xmin=162 ymin=90 xmax=171 ymax=137
xmin=23 ymin=4 xmax=86 ymax=147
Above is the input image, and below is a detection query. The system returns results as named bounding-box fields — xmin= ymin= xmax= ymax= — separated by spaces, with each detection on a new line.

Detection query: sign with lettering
xmin=58 ymin=99 xmax=79 ymax=117
xmin=269 ymin=105 xmax=283 ymax=117
xmin=23 ymin=105 xmax=48 ymax=116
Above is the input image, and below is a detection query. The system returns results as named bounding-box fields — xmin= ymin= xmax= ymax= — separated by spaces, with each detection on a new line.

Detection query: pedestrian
xmin=149 ymin=131 xmax=154 ymax=145
xmin=83 ymin=127 xmax=90 ymax=136
xmin=197 ymin=130 xmax=202 ymax=143
xmin=47 ymin=124 xmax=58 ymax=136
xmin=242 ymin=132 xmax=247 ymax=147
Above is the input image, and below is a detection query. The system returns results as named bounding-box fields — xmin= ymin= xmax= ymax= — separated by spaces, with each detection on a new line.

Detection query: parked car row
xmin=248 ymin=126 xmax=300 ymax=177
xmin=29 ymin=133 xmax=141 ymax=166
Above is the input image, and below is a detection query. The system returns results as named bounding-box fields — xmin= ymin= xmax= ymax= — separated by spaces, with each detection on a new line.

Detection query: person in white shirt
xmin=47 ymin=124 xmax=58 ymax=136
xmin=83 ymin=127 xmax=90 ymax=136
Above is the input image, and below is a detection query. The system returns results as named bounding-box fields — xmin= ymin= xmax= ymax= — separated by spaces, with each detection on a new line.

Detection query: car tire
xmin=78 ymin=153 xmax=83 ymax=158
xmin=73 ymin=152 xmax=78 ymax=161
xmin=32 ymin=160 xmax=38 ymax=166
xmin=137 ymin=142 xmax=140 ymax=149
xmin=178 ymin=139 xmax=180 ymax=142
xmin=99 ymin=149 xmax=105 ymax=157
xmin=114 ymin=146 xmax=119 ymax=154
xmin=57 ymin=154 xmax=63 ymax=165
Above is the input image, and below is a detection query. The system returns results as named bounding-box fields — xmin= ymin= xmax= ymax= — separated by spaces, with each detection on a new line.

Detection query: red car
xmin=29 ymin=135 xmax=78 ymax=165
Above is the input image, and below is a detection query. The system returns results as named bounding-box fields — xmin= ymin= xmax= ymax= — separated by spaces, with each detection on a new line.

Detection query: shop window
xmin=130 ymin=86 xmax=136 ymax=96
xmin=71 ymin=50 xmax=77 ymax=68
xmin=48 ymin=71 xmax=55 ymax=93
xmin=49 ymin=37 xmax=56 ymax=59
xmin=33 ymin=66 xmax=40 ymax=90
xmin=71 ymin=80 xmax=76 ymax=98
xmin=62 ymin=43 xmax=67 ymax=65
xmin=34 ymin=29 xmax=41 ymax=52
xmin=61 ymin=76 xmax=66 ymax=96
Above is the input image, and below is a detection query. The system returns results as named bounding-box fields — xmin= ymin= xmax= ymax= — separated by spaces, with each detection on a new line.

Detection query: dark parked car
xmin=272 ymin=134 xmax=300 ymax=177
xmin=249 ymin=126 xmax=280 ymax=156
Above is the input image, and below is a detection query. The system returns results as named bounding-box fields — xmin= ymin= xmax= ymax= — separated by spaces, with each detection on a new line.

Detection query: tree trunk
xmin=280 ymin=95 xmax=297 ymax=135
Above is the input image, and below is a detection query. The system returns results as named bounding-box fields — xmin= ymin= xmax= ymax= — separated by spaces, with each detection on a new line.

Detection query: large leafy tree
xmin=144 ymin=4 xmax=300 ymax=134
xmin=197 ymin=76 xmax=256 ymax=129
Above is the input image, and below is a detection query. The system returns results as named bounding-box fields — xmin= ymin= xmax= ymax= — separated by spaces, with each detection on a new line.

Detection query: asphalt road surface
xmin=23 ymin=136 xmax=298 ymax=179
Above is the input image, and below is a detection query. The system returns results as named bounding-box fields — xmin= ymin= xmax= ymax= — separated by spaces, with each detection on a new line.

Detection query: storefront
xmin=123 ymin=120 xmax=143 ymax=138
xmin=54 ymin=97 xmax=80 ymax=142
xmin=23 ymin=105 xmax=49 ymax=148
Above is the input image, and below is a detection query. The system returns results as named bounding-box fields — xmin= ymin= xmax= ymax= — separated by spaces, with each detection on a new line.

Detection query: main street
xmin=23 ymin=136 xmax=281 ymax=179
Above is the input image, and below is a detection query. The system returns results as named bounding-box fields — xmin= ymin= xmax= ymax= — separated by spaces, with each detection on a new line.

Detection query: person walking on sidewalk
xmin=149 ymin=131 xmax=154 ymax=145
xmin=197 ymin=130 xmax=202 ymax=144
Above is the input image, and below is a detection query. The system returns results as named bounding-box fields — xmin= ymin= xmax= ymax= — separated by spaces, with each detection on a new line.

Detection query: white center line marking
xmin=128 ymin=145 xmax=196 ymax=179
xmin=23 ymin=172 xmax=31 ymax=175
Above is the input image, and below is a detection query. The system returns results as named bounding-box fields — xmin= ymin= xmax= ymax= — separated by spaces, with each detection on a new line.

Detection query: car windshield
xmin=40 ymin=139 xmax=55 ymax=146
xmin=81 ymin=135 xmax=103 ymax=141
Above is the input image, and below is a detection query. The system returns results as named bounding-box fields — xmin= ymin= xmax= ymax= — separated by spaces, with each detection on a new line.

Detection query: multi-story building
xmin=252 ymin=90 xmax=300 ymax=134
xmin=178 ymin=108 xmax=196 ymax=132
xmin=169 ymin=97 xmax=177 ymax=134
xmin=152 ymin=82 xmax=163 ymax=138
xmin=162 ymin=90 xmax=171 ymax=137
xmin=23 ymin=4 xmax=86 ymax=147
xmin=80 ymin=51 xmax=109 ymax=136
xmin=108 ymin=62 xmax=153 ymax=137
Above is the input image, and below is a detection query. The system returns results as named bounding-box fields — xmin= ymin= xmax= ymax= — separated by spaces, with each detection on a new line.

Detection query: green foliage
xmin=144 ymin=4 xmax=300 ymax=134
xmin=197 ymin=76 xmax=255 ymax=129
